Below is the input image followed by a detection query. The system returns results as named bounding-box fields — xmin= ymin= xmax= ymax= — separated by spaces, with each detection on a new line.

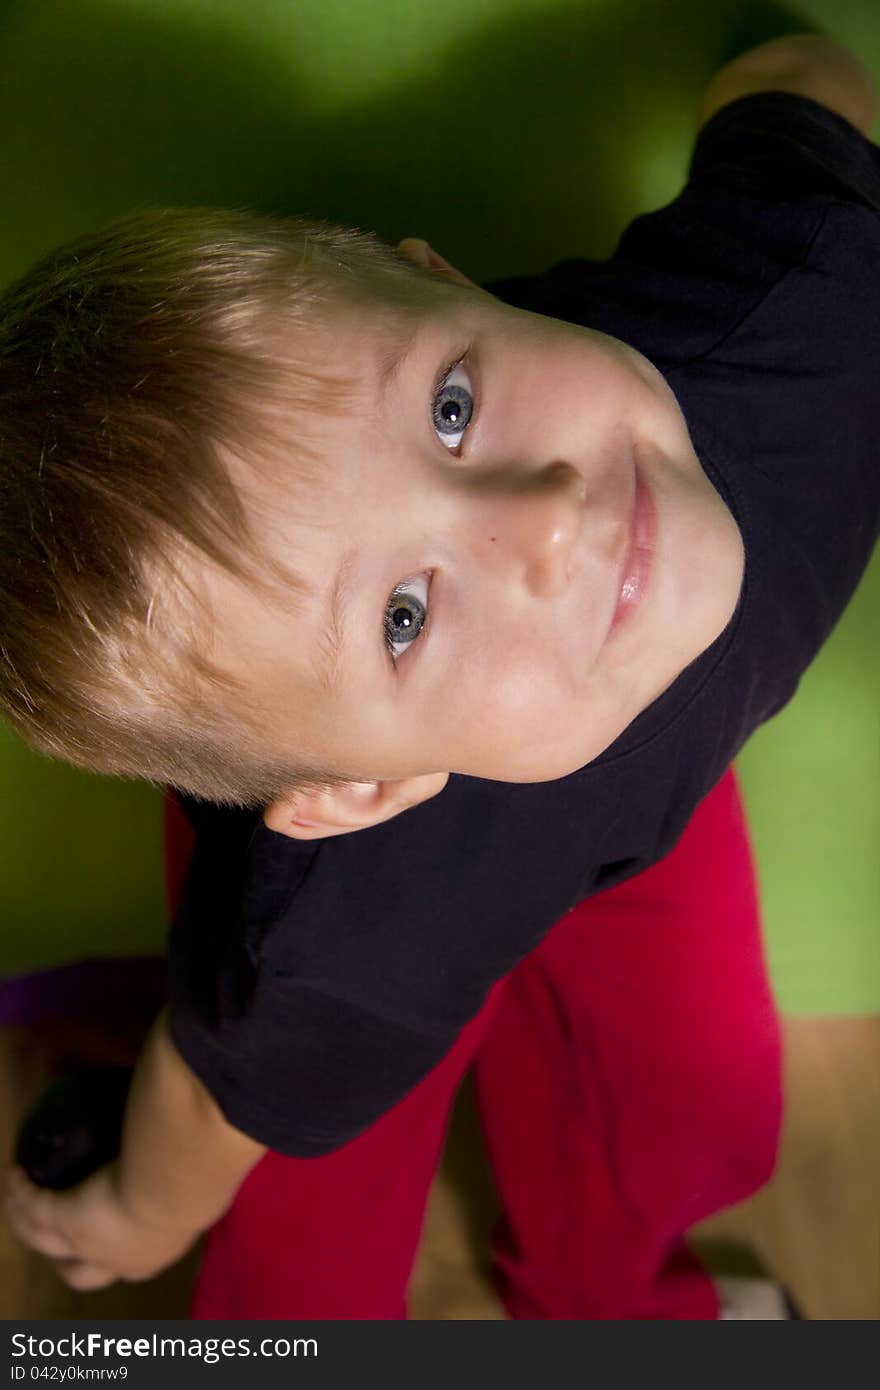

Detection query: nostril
xmin=545 ymin=461 xmax=587 ymax=507
xmin=567 ymin=465 xmax=587 ymax=507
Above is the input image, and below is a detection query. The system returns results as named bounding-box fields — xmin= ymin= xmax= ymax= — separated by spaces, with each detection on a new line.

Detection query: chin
xmin=498 ymin=746 xmax=602 ymax=784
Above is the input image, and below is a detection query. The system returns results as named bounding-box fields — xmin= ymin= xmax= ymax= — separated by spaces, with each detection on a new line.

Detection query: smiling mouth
xmin=607 ymin=460 xmax=657 ymax=639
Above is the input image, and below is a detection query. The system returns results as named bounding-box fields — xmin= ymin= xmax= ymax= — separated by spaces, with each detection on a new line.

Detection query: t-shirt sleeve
xmin=166 ymin=775 xmax=585 ymax=1157
xmin=484 ymin=92 xmax=880 ymax=367
xmin=165 ymin=811 xmax=473 ymax=1156
xmin=687 ymin=90 xmax=880 ymax=211
xmin=165 ymin=804 xmax=397 ymax=1157
xmin=666 ymin=95 xmax=880 ymax=618
xmin=170 ymin=968 xmax=460 ymax=1157
xmin=166 ymin=765 xmax=603 ymax=1156
xmin=167 ymin=812 xmax=466 ymax=1155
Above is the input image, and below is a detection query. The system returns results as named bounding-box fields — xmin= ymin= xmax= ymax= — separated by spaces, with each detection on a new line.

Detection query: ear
xmin=262 ymin=771 xmax=449 ymax=840
xmin=396 ymin=237 xmax=480 ymax=290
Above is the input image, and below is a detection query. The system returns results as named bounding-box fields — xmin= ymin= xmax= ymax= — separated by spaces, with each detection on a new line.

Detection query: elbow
xmin=699 ymin=34 xmax=879 ymax=137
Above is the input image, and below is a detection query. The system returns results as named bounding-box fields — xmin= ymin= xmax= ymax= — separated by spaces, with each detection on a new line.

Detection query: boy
xmin=2 ymin=33 xmax=878 ymax=1318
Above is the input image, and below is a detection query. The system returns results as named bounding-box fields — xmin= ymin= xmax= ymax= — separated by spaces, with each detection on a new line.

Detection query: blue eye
xmin=384 ymin=575 xmax=430 ymax=662
xmin=432 ymin=359 xmax=474 ymax=451
xmin=384 ymin=580 xmax=428 ymax=662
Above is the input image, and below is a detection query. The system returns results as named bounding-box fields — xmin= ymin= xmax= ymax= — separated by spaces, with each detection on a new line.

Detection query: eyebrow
xmin=314 ymin=547 xmax=357 ymax=695
xmin=377 ymin=321 xmax=421 ymax=404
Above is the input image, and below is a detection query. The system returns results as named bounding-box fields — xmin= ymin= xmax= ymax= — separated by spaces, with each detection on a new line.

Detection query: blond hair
xmin=0 ymin=206 xmax=435 ymax=809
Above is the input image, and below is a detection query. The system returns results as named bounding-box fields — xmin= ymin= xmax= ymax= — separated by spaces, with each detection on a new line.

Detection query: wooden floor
xmin=1 ymin=1015 xmax=878 ymax=1320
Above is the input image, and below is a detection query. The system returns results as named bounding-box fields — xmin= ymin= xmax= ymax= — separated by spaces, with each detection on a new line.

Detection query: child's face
xmin=207 ymin=269 xmax=744 ymax=798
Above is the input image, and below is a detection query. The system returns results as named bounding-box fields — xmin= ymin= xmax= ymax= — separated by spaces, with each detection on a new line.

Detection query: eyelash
xmin=431 ymin=350 xmax=477 ymax=455
xmin=383 ymin=573 xmax=431 ymax=665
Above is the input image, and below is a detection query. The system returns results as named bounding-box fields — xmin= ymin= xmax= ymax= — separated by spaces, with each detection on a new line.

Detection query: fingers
xmin=2 ymin=1163 xmax=183 ymax=1290
xmin=2 ymin=1167 xmax=115 ymax=1290
xmin=56 ymin=1260 xmax=115 ymax=1292
xmin=3 ymin=1167 xmax=76 ymax=1260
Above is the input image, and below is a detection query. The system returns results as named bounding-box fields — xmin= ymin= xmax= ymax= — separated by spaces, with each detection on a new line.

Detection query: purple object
xmin=0 ymin=957 xmax=167 ymax=1028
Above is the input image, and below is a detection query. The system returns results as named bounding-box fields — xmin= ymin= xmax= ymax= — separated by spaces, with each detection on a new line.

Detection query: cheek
xmin=442 ymin=643 xmax=576 ymax=750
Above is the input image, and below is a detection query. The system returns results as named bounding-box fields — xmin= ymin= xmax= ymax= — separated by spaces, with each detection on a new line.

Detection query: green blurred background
xmin=0 ymin=0 xmax=877 ymax=1013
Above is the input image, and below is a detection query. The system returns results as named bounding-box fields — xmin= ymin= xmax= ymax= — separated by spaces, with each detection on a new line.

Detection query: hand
xmin=2 ymin=1162 xmax=201 ymax=1291
xmin=698 ymin=33 xmax=878 ymax=136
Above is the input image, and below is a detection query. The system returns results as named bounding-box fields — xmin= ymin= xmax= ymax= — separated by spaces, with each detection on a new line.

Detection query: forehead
xmin=314 ymin=276 xmax=467 ymax=394
xmin=178 ymin=293 xmax=432 ymax=655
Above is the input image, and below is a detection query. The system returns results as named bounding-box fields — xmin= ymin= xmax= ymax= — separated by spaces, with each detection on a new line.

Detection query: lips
xmin=608 ymin=461 xmax=657 ymax=639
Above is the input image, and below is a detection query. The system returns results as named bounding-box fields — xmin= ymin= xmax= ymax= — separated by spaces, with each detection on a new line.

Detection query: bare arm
xmin=698 ymin=33 xmax=878 ymax=138
xmin=114 ymin=1007 xmax=267 ymax=1232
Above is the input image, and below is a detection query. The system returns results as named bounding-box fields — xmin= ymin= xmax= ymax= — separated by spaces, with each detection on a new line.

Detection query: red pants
xmin=163 ymin=766 xmax=782 ymax=1320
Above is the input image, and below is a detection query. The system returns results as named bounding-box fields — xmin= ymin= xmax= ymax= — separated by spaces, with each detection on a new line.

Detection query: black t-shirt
xmin=168 ymin=94 xmax=880 ymax=1156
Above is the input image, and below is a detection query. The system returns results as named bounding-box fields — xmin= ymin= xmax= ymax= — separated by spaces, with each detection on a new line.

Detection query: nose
xmin=469 ymin=461 xmax=587 ymax=598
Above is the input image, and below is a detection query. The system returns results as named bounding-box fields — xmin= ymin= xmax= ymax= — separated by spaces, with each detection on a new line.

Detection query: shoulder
xmin=698 ymin=34 xmax=878 ymax=139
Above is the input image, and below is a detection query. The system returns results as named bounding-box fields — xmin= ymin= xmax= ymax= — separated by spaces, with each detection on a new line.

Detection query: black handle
xmin=15 ymin=1066 xmax=133 ymax=1190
